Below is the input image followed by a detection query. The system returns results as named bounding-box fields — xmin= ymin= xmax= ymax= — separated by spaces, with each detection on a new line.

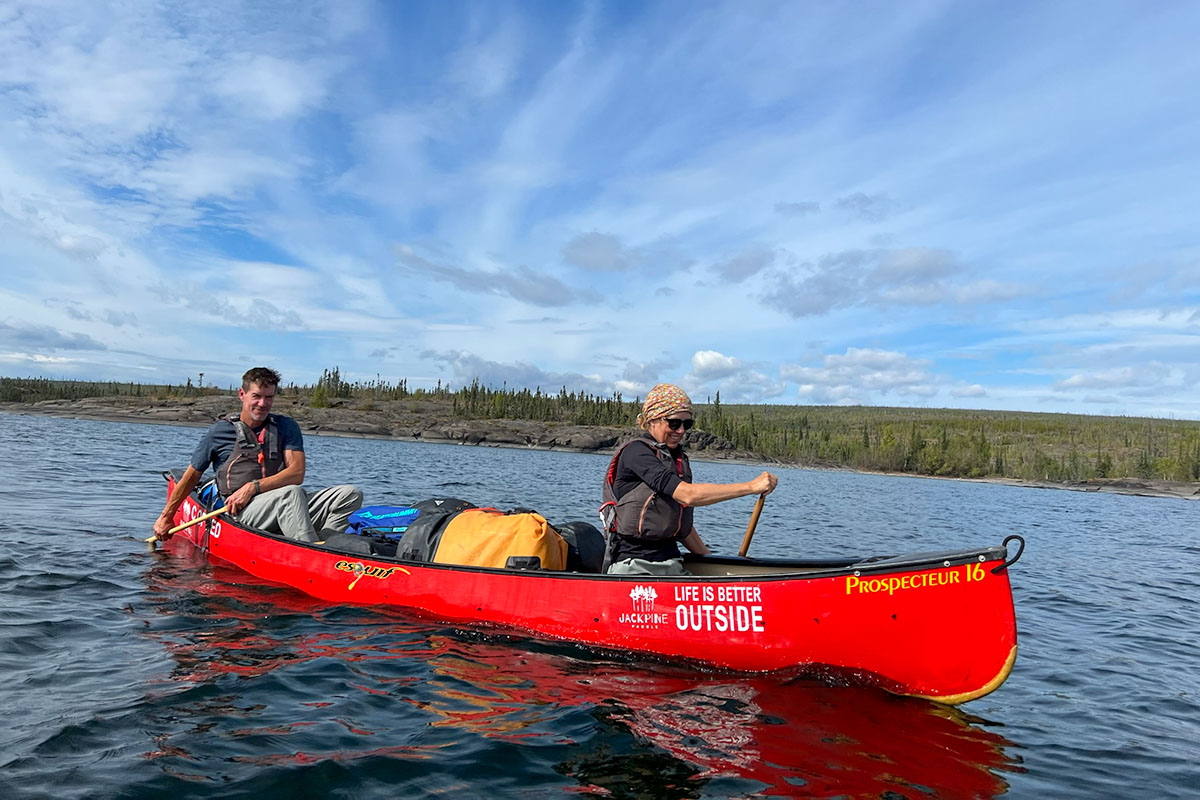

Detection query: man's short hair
xmin=242 ymin=367 xmax=282 ymax=391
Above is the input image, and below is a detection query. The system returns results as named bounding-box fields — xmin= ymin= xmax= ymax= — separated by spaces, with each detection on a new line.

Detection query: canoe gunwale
xmin=162 ymin=471 xmax=1012 ymax=584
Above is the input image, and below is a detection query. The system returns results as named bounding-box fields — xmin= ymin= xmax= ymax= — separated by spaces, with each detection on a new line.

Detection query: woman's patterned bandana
xmin=638 ymin=383 xmax=693 ymax=426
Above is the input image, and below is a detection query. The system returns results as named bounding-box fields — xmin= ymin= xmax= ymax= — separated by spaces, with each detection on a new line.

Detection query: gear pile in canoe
xmin=155 ymin=471 xmax=1024 ymax=705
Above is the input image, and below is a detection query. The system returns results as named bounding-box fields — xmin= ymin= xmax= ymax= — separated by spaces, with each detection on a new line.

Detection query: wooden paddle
xmin=737 ymin=494 xmax=766 ymax=557
xmin=145 ymin=506 xmax=228 ymax=545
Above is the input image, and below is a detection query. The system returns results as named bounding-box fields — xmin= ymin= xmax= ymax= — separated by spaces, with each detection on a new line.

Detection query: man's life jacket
xmin=599 ymin=438 xmax=694 ymax=543
xmin=216 ymin=415 xmax=285 ymax=497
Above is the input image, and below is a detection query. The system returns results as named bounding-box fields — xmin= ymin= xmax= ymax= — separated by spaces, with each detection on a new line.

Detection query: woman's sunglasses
xmin=665 ymin=418 xmax=694 ymax=431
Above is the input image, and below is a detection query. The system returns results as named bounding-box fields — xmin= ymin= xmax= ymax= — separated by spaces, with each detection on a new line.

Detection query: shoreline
xmin=4 ymin=398 xmax=1197 ymax=501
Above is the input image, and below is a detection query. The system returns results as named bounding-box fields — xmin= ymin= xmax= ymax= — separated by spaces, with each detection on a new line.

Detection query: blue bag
xmin=346 ymin=505 xmax=421 ymax=539
xmin=199 ymin=480 xmax=222 ymax=510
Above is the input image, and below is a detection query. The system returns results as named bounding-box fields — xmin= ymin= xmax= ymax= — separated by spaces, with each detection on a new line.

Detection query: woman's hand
xmin=751 ymin=472 xmax=778 ymax=496
xmin=681 ymin=528 xmax=711 ymax=555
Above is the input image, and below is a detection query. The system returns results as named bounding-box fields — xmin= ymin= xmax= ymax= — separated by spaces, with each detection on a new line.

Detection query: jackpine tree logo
xmin=629 ymin=585 xmax=658 ymax=612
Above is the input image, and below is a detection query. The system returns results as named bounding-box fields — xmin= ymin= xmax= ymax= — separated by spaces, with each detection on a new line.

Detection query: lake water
xmin=0 ymin=412 xmax=1196 ymax=798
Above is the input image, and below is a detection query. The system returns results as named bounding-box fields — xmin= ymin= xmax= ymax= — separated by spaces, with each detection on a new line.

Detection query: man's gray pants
xmin=606 ymin=557 xmax=690 ymax=576
xmin=235 ymin=485 xmax=363 ymax=542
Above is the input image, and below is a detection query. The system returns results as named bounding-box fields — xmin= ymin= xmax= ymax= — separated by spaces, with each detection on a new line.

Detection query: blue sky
xmin=2 ymin=1 xmax=1199 ymax=417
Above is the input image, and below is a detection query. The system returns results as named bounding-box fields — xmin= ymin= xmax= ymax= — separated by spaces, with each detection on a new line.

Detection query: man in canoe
xmin=601 ymin=383 xmax=778 ymax=575
xmin=152 ymin=366 xmax=363 ymax=543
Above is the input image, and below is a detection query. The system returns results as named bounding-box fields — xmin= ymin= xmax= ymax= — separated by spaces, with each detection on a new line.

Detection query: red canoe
xmin=157 ymin=473 xmax=1023 ymax=704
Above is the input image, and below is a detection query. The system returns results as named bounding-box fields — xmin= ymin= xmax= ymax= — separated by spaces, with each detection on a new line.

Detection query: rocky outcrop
xmin=409 ymin=420 xmax=624 ymax=453
xmin=535 ymin=425 xmax=622 ymax=451
xmin=2 ymin=395 xmax=758 ymax=459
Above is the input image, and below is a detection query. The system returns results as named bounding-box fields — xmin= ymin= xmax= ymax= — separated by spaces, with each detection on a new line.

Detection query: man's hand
xmin=224 ymin=482 xmax=258 ymax=515
xmin=152 ymin=512 xmax=174 ymax=541
xmin=153 ymin=466 xmax=204 ymax=541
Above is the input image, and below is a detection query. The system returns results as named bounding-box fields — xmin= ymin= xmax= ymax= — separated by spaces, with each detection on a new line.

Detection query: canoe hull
xmin=160 ymin=475 xmax=1019 ymax=704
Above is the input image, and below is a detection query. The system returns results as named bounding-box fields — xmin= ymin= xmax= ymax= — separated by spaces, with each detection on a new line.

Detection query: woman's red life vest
xmin=216 ymin=415 xmax=285 ymax=497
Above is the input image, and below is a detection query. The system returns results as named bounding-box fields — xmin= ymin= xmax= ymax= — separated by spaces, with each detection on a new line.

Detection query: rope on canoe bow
xmin=991 ymin=535 xmax=1026 ymax=574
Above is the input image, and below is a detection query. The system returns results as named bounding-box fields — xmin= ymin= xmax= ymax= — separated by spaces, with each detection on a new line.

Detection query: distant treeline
xmin=306 ymin=369 xmax=638 ymax=425
xmin=694 ymin=398 xmax=1200 ymax=483
xmin=0 ymin=376 xmax=223 ymax=401
xmin=5 ymin=371 xmax=1199 ymax=482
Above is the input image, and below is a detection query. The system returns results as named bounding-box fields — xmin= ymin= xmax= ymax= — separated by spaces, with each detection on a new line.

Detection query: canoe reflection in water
xmin=418 ymin=649 xmax=1021 ymax=798
xmin=141 ymin=549 xmax=1022 ymax=797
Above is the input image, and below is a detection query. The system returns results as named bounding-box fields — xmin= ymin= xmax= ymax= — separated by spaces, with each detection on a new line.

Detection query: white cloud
xmin=761 ymin=247 xmax=1033 ymax=317
xmin=873 ymin=248 xmax=957 ymax=283
xmin=712 ymin=246 xmax=775 ymax=283
xmin=394 ymin=244 xmax=596 ymax=307
xmin=0 ymin=320 xmax=108 ymax=351
xmin=621 ymin=357 xmax=675 ymax=388
xmin=782 ymin=348 xmax=937 ymax=404
xmin=562 ymin=232 xmax=634 ymax=272
xmin=216 ymin=54 xmax=329 ymax=120
xmin=688 ymin=350 xmax=744 ymax=381
xmin=1054 ymin=363 xmax=1174 ymax=391
xmin=683 ymin=349 xmax=784 ymax=403
xmin=833 ymin=191 xmax=904 ymax=222
xmin=139 ymin=148 xmax=298 ymax=203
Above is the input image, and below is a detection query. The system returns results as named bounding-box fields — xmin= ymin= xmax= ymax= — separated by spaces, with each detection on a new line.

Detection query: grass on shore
xmin=5 ymin=371 xmax=1198 ymax=483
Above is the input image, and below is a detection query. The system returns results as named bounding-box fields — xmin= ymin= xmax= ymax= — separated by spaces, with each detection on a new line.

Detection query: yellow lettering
xmin=845 ymin=566 xmax=973 ymax=599
xmin=332 ymin=561 xmax=409 ymax=579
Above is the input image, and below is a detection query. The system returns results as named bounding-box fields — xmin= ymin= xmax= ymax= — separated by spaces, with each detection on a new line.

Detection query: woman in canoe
xmin=602 ymin=383 xmax=778 ymax=575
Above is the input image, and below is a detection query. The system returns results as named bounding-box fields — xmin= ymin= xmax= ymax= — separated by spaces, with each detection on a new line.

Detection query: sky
xmin=2 ymin=1 xmax=1199 ymax=418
